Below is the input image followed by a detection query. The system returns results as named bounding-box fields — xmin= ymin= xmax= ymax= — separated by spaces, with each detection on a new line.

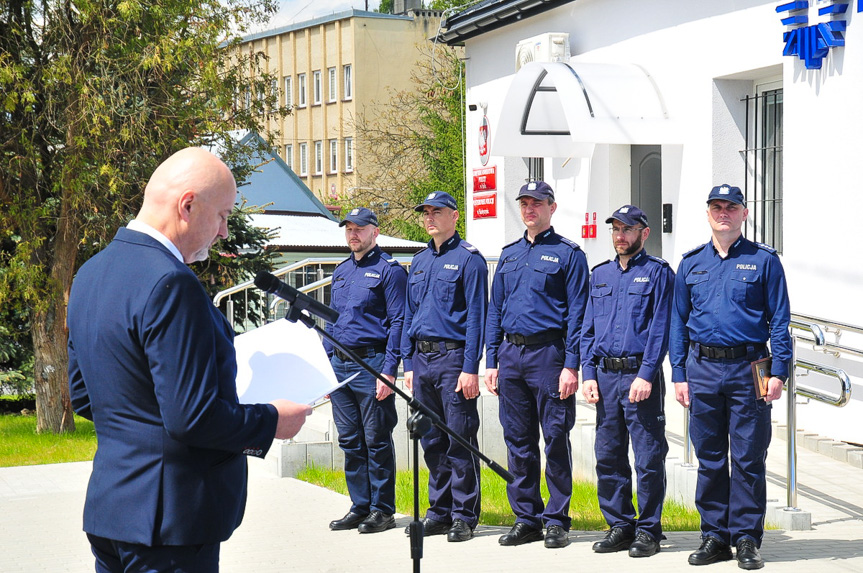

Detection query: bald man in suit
xmin=68 ymin=147 xmax=311 ymax=573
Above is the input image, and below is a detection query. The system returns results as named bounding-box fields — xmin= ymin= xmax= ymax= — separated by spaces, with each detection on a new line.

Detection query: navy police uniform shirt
xmin=486 ymin=227 xmax=589 ymax=370
xmin=324 ymin=245 xmax=408 ymax=377
xmin=401 ymin=232 xmax=488 ymax=375
xmin=669 ymin=236 xmax=792 ymax=382
xmin=580 ymin=249 xmax=675 ymax=382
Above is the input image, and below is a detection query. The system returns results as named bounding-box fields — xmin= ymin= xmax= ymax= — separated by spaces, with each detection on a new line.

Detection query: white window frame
xmin=314 ymin=140 xmax=323 ymax=174
xmin=284 ymin=76 xmax=292 ymax=108
xmin=329 ymin=139 xmax=338 ymax=173
xmin=299 ymin=142 xmax=308 ymax=176
xmin=313 ymin=70 xmax=322 ymax=105
xmin=297 ymin=73 xmax=307 ymax=108
xmin=343 ymin=64 xmax=352 ymax=100
xmin=285 ymin=144 xmax=293 ymax=171
xmin=344 ymin=137 xmax=354 ymax=172
xmin=328 ymin=67 xmax=337 ymax=103
xmin=269 ymin=78 xmax=278 ymax=112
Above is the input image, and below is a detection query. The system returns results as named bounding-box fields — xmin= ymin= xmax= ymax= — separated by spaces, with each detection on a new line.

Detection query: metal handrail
xmin=793 ymin=312 xmax=863 ymax=359
xmin=784 ymin=316 xmax=852 ymax=510
xmin=213 ymin=257 xmax=346 ymax=307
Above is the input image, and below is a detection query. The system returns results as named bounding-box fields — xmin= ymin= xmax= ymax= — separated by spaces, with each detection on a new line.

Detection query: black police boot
xmin=592 ymin=527 xmax=635 ymax=553
xmin=329 ymin=511 xmax=368 ymax=531
xmin=628 ymin=530 xmax=660 ymax=557
xmin=688 ymin=537 xmax=734 ymax=565
xmin=736 ymin=538 xmax=764 ymax=570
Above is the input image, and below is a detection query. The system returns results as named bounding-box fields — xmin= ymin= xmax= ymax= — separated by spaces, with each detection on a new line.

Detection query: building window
xmin=297 ymin=73 xmax=307 ymax=107
xmin=243 ymin=88 xmax=252 ymax=110
xmin=314 ymin=140 xmax=323 ymax=174
xmin=328 ymin=67 xmax=337 ymax=103
xmin=299 ymin=142 xmax=308 ymax=176
xmin=285 ymin=144 xmax=293 ymax=171
xmin=284 ymin=76 xmax=292 ymax=108
xmin=313 ymin=70 xmax=322 ymax=105
xmin=345 ymin=137 xmax=354 ymax=172
xmin=525 ymin=157 xmax=544 ymax=183
xmin=343 ymin=64 xmax=352 ymax=100
xmin=743 ymin=84 xmax=783 ymax=252
xmin=329 ymin=139 xmax=338 ymax=173
xmin=269 ymin=78 xmax=278 ymax=112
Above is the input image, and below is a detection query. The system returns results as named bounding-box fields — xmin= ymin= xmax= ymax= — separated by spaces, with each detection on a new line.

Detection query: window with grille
xmin=743 ymin=84 xmax=783 ymax=253
xmin=526 ymin=157 xmax=544 ymax=184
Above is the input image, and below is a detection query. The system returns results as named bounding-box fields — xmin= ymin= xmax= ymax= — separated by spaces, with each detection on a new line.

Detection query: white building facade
xmin=441 ymin=0 xmax=863 ymax=445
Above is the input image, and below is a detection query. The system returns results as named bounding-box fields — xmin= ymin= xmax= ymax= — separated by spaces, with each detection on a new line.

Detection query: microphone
xmin=254 ymin=271 xmax=340 ymax=324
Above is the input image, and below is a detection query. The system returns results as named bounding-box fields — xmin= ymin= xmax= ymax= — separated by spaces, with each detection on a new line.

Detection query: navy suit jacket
xmin=68 ymin=228 xmax=278 ymax=546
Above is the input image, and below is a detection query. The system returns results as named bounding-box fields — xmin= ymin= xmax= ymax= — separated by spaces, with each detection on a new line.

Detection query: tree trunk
xmin=31 ymin=196 xmax=80 ymax=434
xmin=32 ymin=301 xmax=75 ymax=434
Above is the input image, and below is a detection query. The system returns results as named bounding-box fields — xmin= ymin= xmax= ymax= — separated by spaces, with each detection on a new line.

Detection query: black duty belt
xmin=693 ymin=342 xmax=765 ymax=360
xmin=505 ymin=329 xmax=565 ymax=347
xmin=333 ymin=343 xmax=387 ymax=362
xmin=416 ymin=339 xmax=465 ymax=354
xmin=601 ymin=356 xmax=642 ymax=372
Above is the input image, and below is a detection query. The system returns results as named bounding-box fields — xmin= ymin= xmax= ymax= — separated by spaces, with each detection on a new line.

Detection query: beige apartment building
xmin=239 ymin=8 xmax=443 ymax=204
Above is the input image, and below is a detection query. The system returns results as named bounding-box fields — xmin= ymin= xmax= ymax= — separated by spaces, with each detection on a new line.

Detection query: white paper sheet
xmin=234 ymin=318 xmax=355 ymax=406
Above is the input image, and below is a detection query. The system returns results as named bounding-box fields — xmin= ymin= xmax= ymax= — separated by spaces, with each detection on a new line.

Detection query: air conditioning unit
xmin=515 ymin=32 xmax=571 ymax=71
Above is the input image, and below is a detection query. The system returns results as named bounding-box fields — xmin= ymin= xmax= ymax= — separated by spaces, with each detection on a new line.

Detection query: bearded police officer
xmin=324 ymin=207 xmax=407 ymax=534
xmin=581 ymin=205 xmax=673 ymax=558
xmin=670 ymin=185 xmax=791 ymax=570
xmin=401 ymin=191 xmax=488 ymax=543
xmin=485 ymin=181 xmax=589 ymax=549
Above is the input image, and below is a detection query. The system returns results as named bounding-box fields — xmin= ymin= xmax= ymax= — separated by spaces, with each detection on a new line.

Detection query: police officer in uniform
xmin=581 ymin=205 xmax=673 ymax=558
xmin=325 ymin=207 xmax=408 ymax=534
xmin=670 ymin=185 xmax=791 ymax=570
xmin=485 ymin=181 xmax=589 ymax=548
xmin=401 ymin=191 xmax=488 ymax=543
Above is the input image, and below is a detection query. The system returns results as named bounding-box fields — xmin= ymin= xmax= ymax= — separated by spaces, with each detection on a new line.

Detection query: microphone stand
xmin=281 ymin=305 xmax=513 ymax=573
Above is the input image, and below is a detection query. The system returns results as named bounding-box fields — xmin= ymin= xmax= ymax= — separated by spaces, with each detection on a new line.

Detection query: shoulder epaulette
xmin=755 ymin=242 xmax=778 ymax=255
xmin=682 ymin=244 xmax=708 ymax=259
xmin=559 ymin=236 xmax=582 ymax=251
xmin=334 ymin=257 xmax=351 ymax=268
xmin=648 ymin=255 xmax=670 ymax=267
xmin=501 ymin=237 xmax=521 ymax=250
xmin=386 ymin=257 xmax=400 ymax=265
xmin=591 ymin=259 xmax=612 ymax=272
xmin=460 ymin=240 xmax=478 ymax=253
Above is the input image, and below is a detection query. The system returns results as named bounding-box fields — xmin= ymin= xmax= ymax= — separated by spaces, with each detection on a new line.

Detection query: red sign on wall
xmin=473 ymin=192 xmax=497 ymax=220
xmin=473 ymin=166 xmax=497 ymax=191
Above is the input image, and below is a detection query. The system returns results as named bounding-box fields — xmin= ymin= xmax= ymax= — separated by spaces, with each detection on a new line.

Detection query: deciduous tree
xmin=0 ymin=0 xmax=286 ymax=432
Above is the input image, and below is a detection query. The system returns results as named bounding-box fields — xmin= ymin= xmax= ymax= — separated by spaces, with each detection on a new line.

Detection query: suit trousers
xmin=87 ymin=534 xmax=219 ymax=573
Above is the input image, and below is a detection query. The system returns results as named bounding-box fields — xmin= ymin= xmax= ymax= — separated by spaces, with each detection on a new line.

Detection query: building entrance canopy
xmin=492 ymin=61 xmax=678 ymax=158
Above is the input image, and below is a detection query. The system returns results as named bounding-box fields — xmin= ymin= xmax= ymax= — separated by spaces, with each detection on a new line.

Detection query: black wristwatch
xmin=773 ymin=375 xmax=788 ymax=383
